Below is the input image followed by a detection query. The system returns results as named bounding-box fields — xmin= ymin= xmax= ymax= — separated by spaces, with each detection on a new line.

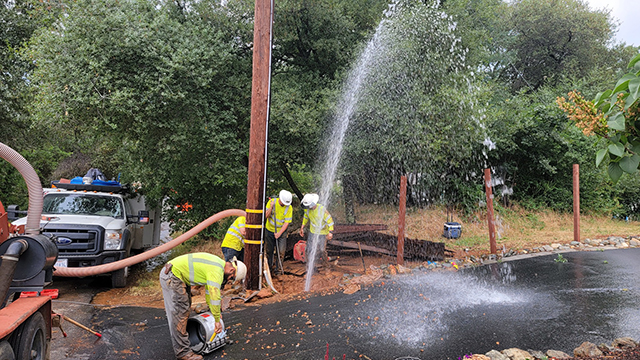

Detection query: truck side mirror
xmin=137 ymin=210 xmax=150 ymax=225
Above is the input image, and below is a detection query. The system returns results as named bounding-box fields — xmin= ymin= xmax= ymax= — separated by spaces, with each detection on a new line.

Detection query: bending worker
xmin=264 ymin=190 xmax=293 ymax=274
xmin=160 ymin=253 xmax=247 ymax=360
xmin=221 ymin=215 xmax=246 ymax=261
xmin=298 ymin=193 xmax=334 ymax=264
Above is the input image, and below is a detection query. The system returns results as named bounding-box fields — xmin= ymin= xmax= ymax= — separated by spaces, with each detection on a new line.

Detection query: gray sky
xmin=584 ymin=0 xmax=640 ymax=46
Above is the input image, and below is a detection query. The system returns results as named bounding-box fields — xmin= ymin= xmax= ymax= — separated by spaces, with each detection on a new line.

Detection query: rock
xmin=630 ymin=239 xmax=640 ymax=247
xmin=343 ymin=283 xmax=360 ymax=295
xmin=256 ymin=288 xmax=273 ymax=299
xmin=527 ymin=349 xmax=545 ymax=359
xmin=467 ymin=355 xmax=491 ymax=360
xmin=502 ymin=348 xmax=533 ymax=360
xmin=397 ymin=264 xmax=411 ymax=274
xmin=542 ymin=245 xmax=554 ymax=252
xmin=388 ymin=265 xmax=397 ymax=275
xmin=546 ymin=349 xmax=571 ymax=359
xmin=598 ymin=343 xmax=614 ymax=352
xmin=619 ymin=242 xmax=630 ymax=248
xmin=550 ymin=243 xmax=562 ymax=249
xmin=613 ymin=337 xmax=638 ymax=350
xmin=485 ymin=350 xmax=509 ymax=360
xmin=570 ymin=241 xmax=580 ymax=246
xmin=574 ymin=342 xmax=603 ymax=358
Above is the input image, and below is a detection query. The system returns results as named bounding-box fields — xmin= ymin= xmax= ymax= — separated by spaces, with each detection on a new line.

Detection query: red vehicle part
xmin=0 ymin=296 xmax=52 ymax=360
xmin=0 ymin=200 xmax=9 ymax=244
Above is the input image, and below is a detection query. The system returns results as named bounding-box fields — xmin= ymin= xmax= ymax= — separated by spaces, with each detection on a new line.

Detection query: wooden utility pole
xmin=397 ymin=175 xmax=407 ymax=265
xmin=484 ymin=169 xmax=497 ymax=254
xmin=573 ymin=164 xmax=580 ymax=243
xmin=245 ymin=0 xmax=273 ymax=290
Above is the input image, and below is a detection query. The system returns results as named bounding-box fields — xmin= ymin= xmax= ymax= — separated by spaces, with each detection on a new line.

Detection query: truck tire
xmin=10 ymin=311 xmax=46 ymax=360
xmin=111 ymin=266 xmax=128 ymax=288
xmin=0 ymin=341 xmax=15 ymax=360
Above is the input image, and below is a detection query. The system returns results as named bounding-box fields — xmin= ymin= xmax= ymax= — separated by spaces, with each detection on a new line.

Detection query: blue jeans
xmin=222 ymin=247 xmax=244 ymax=262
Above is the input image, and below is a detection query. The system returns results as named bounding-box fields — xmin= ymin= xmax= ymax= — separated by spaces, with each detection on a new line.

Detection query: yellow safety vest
xmin=302 ymin=204 xmax=334 ymax=235
xmin=265 ymin=198 xmax=292 ymax=233
xmin=169 ymin=253 xmax=225 ymax=321
xmin=221 ymin=216 xmax=246 ymax=251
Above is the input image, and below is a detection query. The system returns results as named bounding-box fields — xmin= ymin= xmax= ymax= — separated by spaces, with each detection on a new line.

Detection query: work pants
xmin=160 ymin=268 xmax=192 ymax=358
xmin=222 ymin=247 xmax=244 ymax=262
xmin=265 ymin=230 xmax=287 ymax=273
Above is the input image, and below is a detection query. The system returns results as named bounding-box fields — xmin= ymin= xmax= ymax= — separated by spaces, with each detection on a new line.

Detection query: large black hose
xmin=0 ymin=239 xmax=29 ymax=307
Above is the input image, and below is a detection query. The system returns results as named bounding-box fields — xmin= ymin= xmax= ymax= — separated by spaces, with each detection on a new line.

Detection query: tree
xmin=504 ymin=0 xmax=614 ymax=91
xmin=338 ymin=0 xmax=488 ymax=210
xmin=26 ymin=0 xmax=253 ymax=232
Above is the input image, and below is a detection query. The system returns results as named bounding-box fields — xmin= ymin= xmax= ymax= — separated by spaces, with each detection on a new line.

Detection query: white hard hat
xmin=232 ymin=257 xmax=247 ymax=284
xmin=279 ymin=190 xmax=293 ymax=206
xmin=301 ymin=193 xmax=319 ymax=209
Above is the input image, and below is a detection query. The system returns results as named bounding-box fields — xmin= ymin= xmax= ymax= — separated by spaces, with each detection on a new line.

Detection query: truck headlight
xmin=105 ymin=230 xmax=123 ymax=250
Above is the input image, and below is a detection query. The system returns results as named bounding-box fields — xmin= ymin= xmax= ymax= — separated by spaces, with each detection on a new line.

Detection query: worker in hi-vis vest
xmin=221 ymin=216 xmax=246 ymax=261
xmin=160 ymin=253 xmax=246 ymax=360
xmin=298 ymin=193 xmax=334 ymax=264
xmin=264 ymin=190 xmax=293 ymax=273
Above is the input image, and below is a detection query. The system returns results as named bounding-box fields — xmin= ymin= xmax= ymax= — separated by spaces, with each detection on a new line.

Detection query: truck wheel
xmin=10 ymin=312 xmax=46 ymax=360
xmin=111 ymin=266 xmax=128 ymax=288
xmin=0 ymin=340 xmax=15 ymax=360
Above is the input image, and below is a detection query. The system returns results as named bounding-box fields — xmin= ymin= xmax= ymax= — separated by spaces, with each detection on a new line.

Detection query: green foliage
xmin=487 ymin=81 xmax=620 ymax=213
xmin=504 ymin=0 xmax=615 ymax=91
xmin=26 ymin=0 xmax=253 ymax=232
xmin=558 ymin=52 xmax=640 ymax=185
xmin=554 ymin=253 xmax=567 ymax=263
xmin=341 ymin=0 xmax=488 ymax=211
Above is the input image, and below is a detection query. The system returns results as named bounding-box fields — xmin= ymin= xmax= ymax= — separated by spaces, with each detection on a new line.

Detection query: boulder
xmin=467 ymin=355 xmax=491 ymax=360
xmin=485 ymin=350 xmax=509 ymax=360
xmin=574 ymin=342 xmax=603 ymax=358
xmin=527 ymin=349 xmax=545 ymax=359
xmin=546 ymin=349 xmax=571 ymax=359
xmin=502 ymin=348 xmax=533 ymax=360
xmin=612 ymin=337 xmax=638 ymax=350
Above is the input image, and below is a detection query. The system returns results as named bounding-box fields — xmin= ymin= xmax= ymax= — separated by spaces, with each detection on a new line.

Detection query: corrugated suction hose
xmin=53 ymin=209 xmax=245 ymax=277
xmin=0 ymin=142 xmax=43 ymax=235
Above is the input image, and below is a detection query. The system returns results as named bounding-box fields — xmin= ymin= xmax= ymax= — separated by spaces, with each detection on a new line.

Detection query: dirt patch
xmin=90 ymin=253 xmax=421 ymax=309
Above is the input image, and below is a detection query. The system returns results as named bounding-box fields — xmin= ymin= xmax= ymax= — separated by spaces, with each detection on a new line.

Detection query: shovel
xmin=230 ymin=290 xmax=260 ymax=303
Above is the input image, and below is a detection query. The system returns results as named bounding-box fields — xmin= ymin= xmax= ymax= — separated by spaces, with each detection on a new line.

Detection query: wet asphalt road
xmin=51 ymin=248 xmax=640 ymax=360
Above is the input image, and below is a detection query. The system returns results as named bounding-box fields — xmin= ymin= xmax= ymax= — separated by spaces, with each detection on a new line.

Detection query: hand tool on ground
xmin=51 ymin=313 xmax=67 ymax=337
xmin=230 ymin=290 xmax=259 ymax=302
xmin=275 ymin=238 xmax=285 ymax=275
xmin=61 ymin=314 xmax=102 ymax=338
xmin=358 ymin=242 xmax=367 ymax=273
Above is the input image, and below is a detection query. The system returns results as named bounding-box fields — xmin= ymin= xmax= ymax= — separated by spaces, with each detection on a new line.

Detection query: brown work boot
xmin=177 ymin=351 xmax=203 ymax=360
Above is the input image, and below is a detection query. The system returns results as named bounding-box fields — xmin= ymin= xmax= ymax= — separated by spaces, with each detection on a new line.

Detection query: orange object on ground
xmin=19 ymin=291 xmax=39 ymax=298
xmin=293 ymin=240 xmax=307 ymax=262
xmin=62 ymin=315 xmax=102 ymax=338
xmin=41 ymin=289 xmax=59 ymax=299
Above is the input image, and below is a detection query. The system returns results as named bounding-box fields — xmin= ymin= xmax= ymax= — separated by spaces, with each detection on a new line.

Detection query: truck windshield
xmin=42 ymin=194 xmax=124 ymax=219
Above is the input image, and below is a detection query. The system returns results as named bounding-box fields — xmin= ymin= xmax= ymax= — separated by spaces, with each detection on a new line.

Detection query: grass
xmin=339 ymin=203 xmax=640 ymax=256
xmin=127 ymin=203 xmax=640 ymax=288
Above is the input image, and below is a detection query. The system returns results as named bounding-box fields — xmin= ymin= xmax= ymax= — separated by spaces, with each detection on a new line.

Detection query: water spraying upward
xmin=305 ymin=0 xmax=486 ymax=291
xmin=304 ymin=15 xmax=390 ymax=292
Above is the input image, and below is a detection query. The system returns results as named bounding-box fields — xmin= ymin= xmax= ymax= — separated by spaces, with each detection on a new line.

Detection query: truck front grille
xmin=43 ymin=224 xmax=104 ymax=255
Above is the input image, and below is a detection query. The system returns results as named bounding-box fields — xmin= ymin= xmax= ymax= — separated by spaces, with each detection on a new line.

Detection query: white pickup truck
xmin=11 ymin=181 xmax=161 ymax=287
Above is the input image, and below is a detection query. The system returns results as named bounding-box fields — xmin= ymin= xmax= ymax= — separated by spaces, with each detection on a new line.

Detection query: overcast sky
xmin=584 ymin=0 xmax=640 ymax=46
